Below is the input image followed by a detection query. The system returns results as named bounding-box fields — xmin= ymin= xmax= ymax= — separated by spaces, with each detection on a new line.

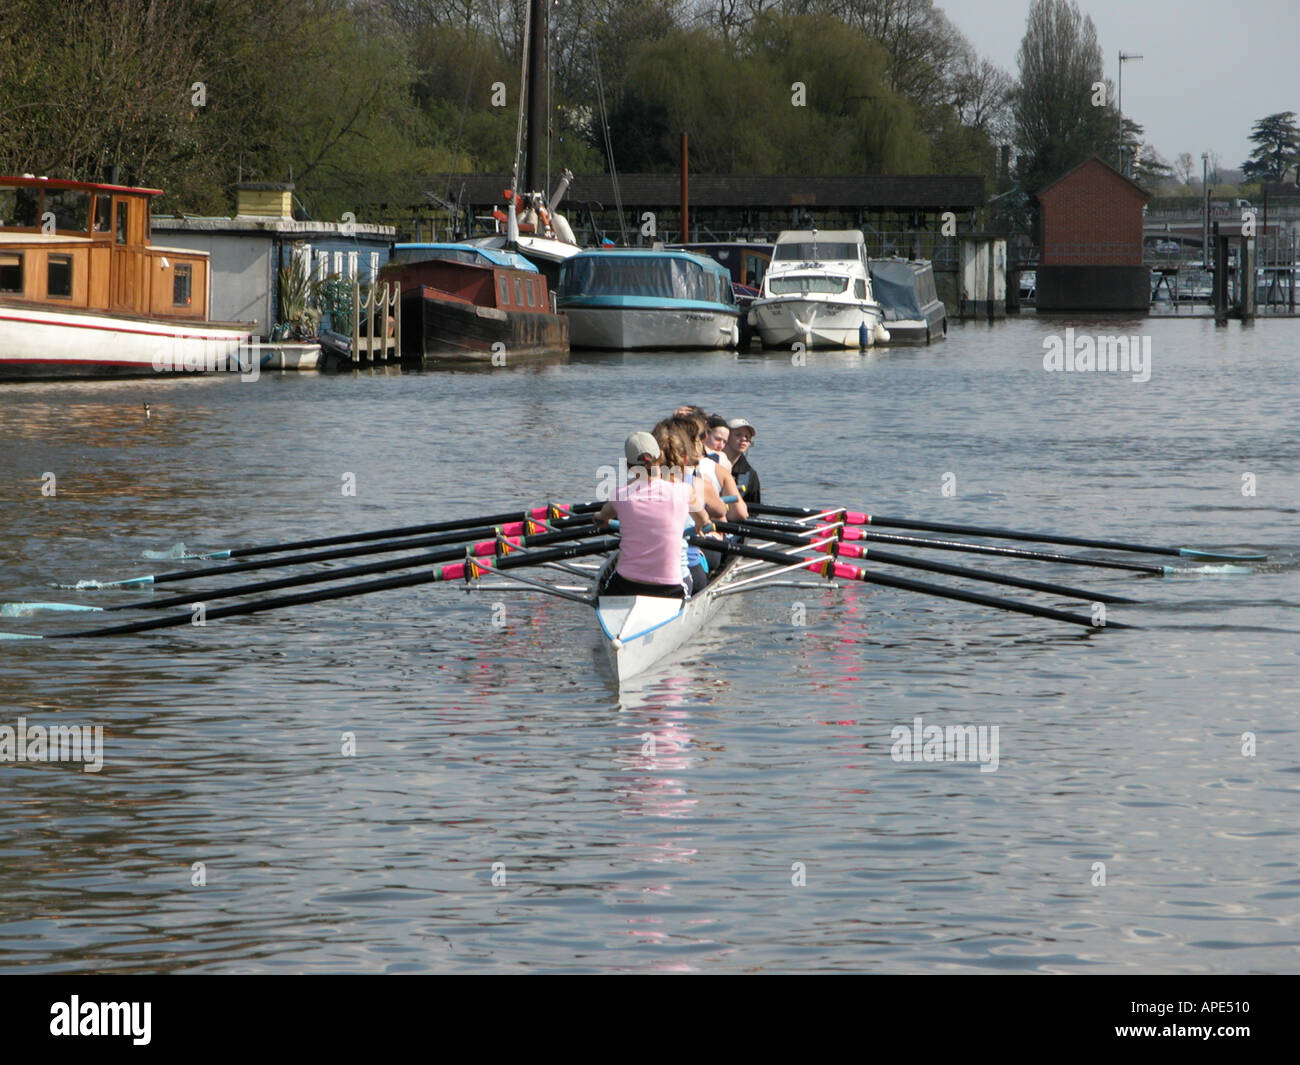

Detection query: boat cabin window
xmin=94 ymin=194 xmax=112 ymax=234
xmin=525 ymin=277 xmax=536 ymax=307
xmin=115 ymin=201 xmax=128 ymax=244
xmin=0 ymin=186 xmax=42 ymax=229
xmin=0 ymin=252 xmax=22 ymax=293
xmin=767 ymin=274 xmax=849 ymax=295
xmin=514 ymin=277 xmax=524 ymax=306
xmin=773 ymin=241 xmax=859 ymax=263
xmin=47 ymin=254 xmax=73 ymax=298
xmin=45 ymin=189 xmax=92 ymax=233
xmin=855 ymin=279 xmax=867 ymax=299
xmin=173 ymin=263 xmax=192 ymax=306
xmin=498 ymin=275 xmax=509 ymax=306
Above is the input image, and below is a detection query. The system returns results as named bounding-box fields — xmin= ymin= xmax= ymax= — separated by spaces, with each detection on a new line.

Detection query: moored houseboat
xmin=382 ymin=242 xmax=567 ymax=363
xmin=555 ymin=248 xmax=740 ymax=350
xmin=0 ymin=175 xmax=251 ymax=378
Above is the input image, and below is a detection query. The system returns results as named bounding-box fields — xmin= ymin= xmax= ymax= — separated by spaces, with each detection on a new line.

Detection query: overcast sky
xmin=938 ymin=0 xmax=1295 ymax=172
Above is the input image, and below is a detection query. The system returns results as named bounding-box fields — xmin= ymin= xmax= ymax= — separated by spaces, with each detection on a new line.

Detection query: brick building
xmin=1035 ymin=157 xmax=1149 ymax=311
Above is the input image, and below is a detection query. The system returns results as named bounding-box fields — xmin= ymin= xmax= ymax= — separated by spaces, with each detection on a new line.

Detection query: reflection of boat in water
xmin=747 ymin=230 xmax=889 ymax=349
xmin=868 ymin=258 xmax=947 ymax=343
xmin=556 ymin=249 xmax=740 ymax=350
xmin=0 ymin=174 xmax=251 ymax=379
xmin=382 ymin=242 xmax=567 ymax=362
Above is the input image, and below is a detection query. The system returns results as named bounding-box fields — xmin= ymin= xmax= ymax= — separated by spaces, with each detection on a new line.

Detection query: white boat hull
xmin=0 ymin=303 xmax=253 ymax=379
xmin=595 ymin=553 xmax=741 ymax=681
xmin=562 ymin=306 xmax=740 ymax=350
xmin=748 ymin=296 xmax=887 ymax=349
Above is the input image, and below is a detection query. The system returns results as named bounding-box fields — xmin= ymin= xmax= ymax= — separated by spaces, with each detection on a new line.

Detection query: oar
xmin=738 ymin=516 xmax=1168 ymax=575
xmin=748 ymin=504 xmax=1266 ymax=562
xmin=143 ymin=501 xmax=607 ymax=561
xmin=717 ymin=521 xmax=1136 ymax=603
xmin=4 ymin=538 xmax=620 ymax=640
xmin=5 ymin=524 xmax=603 ymax=617
xmin=689 ymin=537 xmax=1129 ymax=630
xmin=53 ymin=518 xmax=570 ymax=591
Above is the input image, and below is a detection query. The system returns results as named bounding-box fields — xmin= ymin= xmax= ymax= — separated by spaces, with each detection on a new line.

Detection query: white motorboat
xmin=747 ymin=229 xmax=890 ymax=349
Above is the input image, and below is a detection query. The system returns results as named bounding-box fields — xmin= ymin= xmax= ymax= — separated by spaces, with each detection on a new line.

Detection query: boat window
xmin=498 ymin=275 xmax=510 ymax=305
xmin=47 ymin=254 xmax=73 ymax=298
xmin=0 ymin=252 xmax=22 ymax=293
xmin=0 ymin=186 xmax=42 ymax=229
xmin=45 ymin=189 xmax=92 ymax=233
xmin=767 ymin=275 xmax=850 ymax=295
xmin=556 ymin=256 xmax=726 ymax=303
xmin=94 ymin=194 xmax=112 ymax=234
xmin=773 ymin=241 xmax=860 ymax=262
xmin=115 ymin=202 xmax=128 ymax=244
xmin=173 ymin=263 xmax=192 ymax=306
xmin=514 ymin=277 xmax=523 ymax=306
xmin=855 ymin=279 xmax=866 ymax=299
xmin=525 ymin=276 xmax=535 ymax=307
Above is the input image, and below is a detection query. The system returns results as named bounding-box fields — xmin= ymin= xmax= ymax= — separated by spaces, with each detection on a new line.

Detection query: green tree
xmin=1241 ymin=112 xmax=1300 ymax=183
xmin=1012 ymin=0 xmax=1116 ymax=216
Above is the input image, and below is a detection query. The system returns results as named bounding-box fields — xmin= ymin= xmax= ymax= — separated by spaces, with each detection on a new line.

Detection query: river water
xmin=1 ymin=315 xmax=1297 ymax=973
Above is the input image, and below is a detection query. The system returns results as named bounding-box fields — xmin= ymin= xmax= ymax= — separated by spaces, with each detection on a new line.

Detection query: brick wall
xmin=1038 ymin=159 xmax=1147 ymax=266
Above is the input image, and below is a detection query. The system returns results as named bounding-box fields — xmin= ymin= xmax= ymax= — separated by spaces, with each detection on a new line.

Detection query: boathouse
xmin=152 ymin=183 xmax=395 ymax=339
xmin=1034 ymin=157 xmax=1150 ymax=311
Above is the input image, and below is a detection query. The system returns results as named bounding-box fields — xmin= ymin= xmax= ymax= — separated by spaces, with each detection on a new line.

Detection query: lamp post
xmin=1118 ymin=51 xmax=1143 ymax=175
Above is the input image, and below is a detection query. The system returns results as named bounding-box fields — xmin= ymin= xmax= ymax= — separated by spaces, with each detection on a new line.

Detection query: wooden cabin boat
xmin=382 ymin=243 xmax=568 ymax=363
xmin=0 ymin=175 xmax=251 ymax=378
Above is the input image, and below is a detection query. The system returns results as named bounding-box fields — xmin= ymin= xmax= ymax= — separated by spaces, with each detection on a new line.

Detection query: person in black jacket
xmin=724 ymin=417 xmax=761 ymax=504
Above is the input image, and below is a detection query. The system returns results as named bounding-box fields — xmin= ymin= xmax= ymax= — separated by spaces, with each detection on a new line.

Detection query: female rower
xmin=657 ymin=416 xmax=729 ymax=592
xmin=673 ymin=412 xmax=748 ymax=523
xmin=596 ymin=430 xmax=712 ymax=599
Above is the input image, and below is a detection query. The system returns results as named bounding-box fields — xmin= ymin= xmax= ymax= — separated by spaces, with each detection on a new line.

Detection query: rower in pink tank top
xmin=610 ymin=478 xmax=690 ymax=586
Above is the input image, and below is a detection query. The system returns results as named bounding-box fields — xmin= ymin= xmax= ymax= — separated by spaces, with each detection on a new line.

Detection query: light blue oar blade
xmin=1172 ymin=563 xmax=1255 ymax=576
xmin=1 ymin=602 xmax=105 ymax=617
xmin=1178 ymin=547 xmax=1267 ymax=561
xmin=52 ymin=576 xmax=155 ymax=591
xmin=0 ymin=632 xmax=44 ymax=640
xmin=199 ymin=550 xmax=232 ymax=560
xmin=142 ymin=542 xmax=189 ymax=561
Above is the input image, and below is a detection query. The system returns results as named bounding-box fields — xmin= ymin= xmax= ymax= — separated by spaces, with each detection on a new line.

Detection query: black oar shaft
xmin=222 ymin=501 xmax=606 ymax=558
xmin=107 ymin=525 xmax=602 ymax=613
xmin=48 ymin=538 xmax=619 ymax=639
xmin=868 ymin=515 xmax=1184 ymax=557
xmin=143 ymin=523 xmax=519 ymax=585
xmin=719 ymin=522 xmax=1135 ymax=603
xmin=740 ymin=517 xmax=1165 ymax=575
xmin=690 ymin=537 xmax=1127 ymax=630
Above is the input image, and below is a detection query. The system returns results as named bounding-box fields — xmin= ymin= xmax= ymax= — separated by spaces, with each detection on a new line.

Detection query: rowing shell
xmin=594 ymin=548 xmax=745 ymax=682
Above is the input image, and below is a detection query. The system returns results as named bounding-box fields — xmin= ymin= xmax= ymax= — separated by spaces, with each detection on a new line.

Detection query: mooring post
xmin=1212 ymin=224 xmax=1229 ymax=325
xmin=1240 ymin=236 xmax=1255 ymax=321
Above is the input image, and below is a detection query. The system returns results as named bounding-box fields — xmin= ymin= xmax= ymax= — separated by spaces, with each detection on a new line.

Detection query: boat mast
xmin=525 ymin=0 xmax=546 ymax=197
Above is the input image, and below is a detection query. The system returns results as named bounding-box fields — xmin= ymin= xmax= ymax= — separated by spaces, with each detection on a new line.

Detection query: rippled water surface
xmin=1 ymin=316 xmax=1298 ymax=973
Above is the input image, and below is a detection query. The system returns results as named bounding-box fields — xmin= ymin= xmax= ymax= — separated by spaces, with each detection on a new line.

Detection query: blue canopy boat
xmin=555 ymin=249 xmax=740 ymax=350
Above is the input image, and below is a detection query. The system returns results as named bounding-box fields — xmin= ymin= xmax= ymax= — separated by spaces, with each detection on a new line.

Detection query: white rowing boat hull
xmin=595 ymin=553 xmax=740 ymax=681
